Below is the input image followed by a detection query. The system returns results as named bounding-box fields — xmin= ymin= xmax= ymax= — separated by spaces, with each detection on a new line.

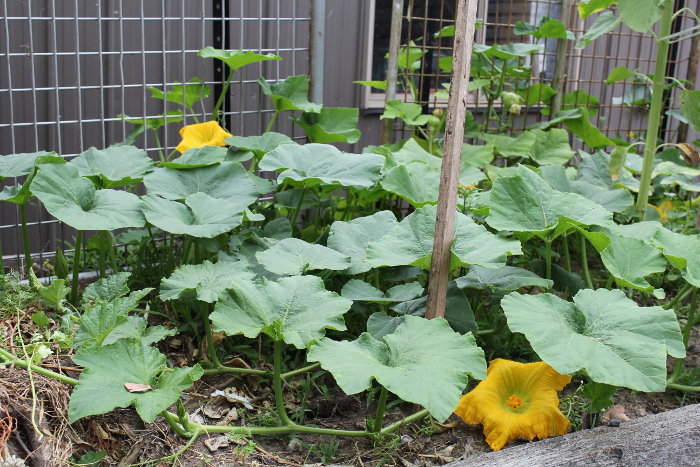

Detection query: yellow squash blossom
xmin=648 ymin=200 xmax=673 ymax=222
xmin=454 ymin=359 xmax=571 ymax=451
xmin=175 ymin=121 xmax=232 ymax=153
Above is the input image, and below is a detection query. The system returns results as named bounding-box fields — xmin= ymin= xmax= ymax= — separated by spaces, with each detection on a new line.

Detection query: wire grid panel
xmin=0 ymin=0 xmax=311 ymax=269
xmin=384 ymin=0 xmax=699 ymax=147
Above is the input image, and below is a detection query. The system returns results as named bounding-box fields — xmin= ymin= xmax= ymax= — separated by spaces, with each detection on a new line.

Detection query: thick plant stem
xmin=70 ymin=230 xmax=83 ymax=304
xmin=202 ymin=307 xmax=221 ymax=367
xmin=667 ymin=382 xmax=700 ymax=391
xmin=290 ymin=188 xmax=307 ymax=229
xmin=265 ymin=110 xmax=280 ymax=133
xmin=281 ymin=362 xmax=321 ymax=380
xmin=380 ymin=408 xmax=431 ymax=434
xmin=579 ymin=233 xmax=593 ymax=289
xmin=372 ymin=386 xmax=389 ymax=433
xmin=211 ymin=67 xmax=235 ymax=123
xmin=681 ymin=289 xmax=698 ymax=348
xmin=166 ymin=415 xmax=369 ymax=437
xmin=0 ymin=348 xmax=79 ymax=386
xmin=202 ymin=367 xmax=267 ymax=376
xmin=273 ymin=339 xmax=294 ymax=426
xmin=162 ymin=410 xmax=194 ymax=437
xmin=544 ymin=239 xmax=553 ymax=280
xmin=1 ymin=352 xmax=419 ymax=439
xmin=672 ymin=288 xmax=697 ymax=378
xmin=635 ymin=0 xmax=675 ymax=212
xmin=664 ymin=282 xmax=693 ymax=310
xmin=20 ymin=204 xmax=32 ymax=277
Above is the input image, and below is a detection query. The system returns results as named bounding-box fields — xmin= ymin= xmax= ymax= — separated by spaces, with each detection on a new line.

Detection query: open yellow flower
xmin=648 ymin=200 xmax=673 ymax=222
xmin=454 ymin=359 xmax=571 ymax=451
xmin=175 ymin=121 xmax=232 ymax=153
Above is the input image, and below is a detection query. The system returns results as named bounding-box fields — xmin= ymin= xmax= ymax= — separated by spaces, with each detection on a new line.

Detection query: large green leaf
xmin=69 ymin=339 xmax=202 ymax=423
xmin=327 ymin=211 xmax=399 ymax=275
xmin=530 ymin=129 xmax=575 ymax=165
xmin=540 ymin=165 xmax=634 ymax=212
xmin=651 ymin=228 xmax=700 ymax=287
xmin=225 ymin=132 xmax=296 ymax=159
xmin=380 ymin=140 xmax=443 ymax=205
xmin=160 ymin=146 xmax=228 ymax=169
xmin=579 ymin=228 xmax=666 ymax=297
xmin=198 ymin=47 xmax=280 ymax=71
xmin=120 ymin=111 xmax=185 ymax=144
xmin=144 ymin=162 xmax=272 ymax=205
xmin=659 ymin=174 xmax=700 ymax=192
xmin=160 ymin=257 xmax=254 ymax=303
xmin=307 ymin=316 xmax=486 ymax=422
xmin=513 ymin=17 xmax=574 ymax=40
xmin=381 ymin=140 xmax=486 ymax=206
xmin=461 ymin=143 xmax=495 ymax=168
xmin=385 ymin=138 xmax=440 ymax=170
xmin=293 ymin=107 xmax=361 ymax=144
xmin=255 ymin=237 xmax=350 ymax=276
xmin=31 ymin=163 xmax=145 ymax=230
xmin=340 ymin=280 xmax=423 ymax=303
xmin=606 ymin=66 xmax=636 ymax=85
xmin=0 ymin=151 xmax=58 ymax=179
xmin=563 ymin=108 xmax=614 ymax=148
xmin=481 ymin=132 xmax=536 ymax=158
xmin=259 ymin=143 xmax=384 ymax=189
xmin=575 ymin=12 xmax=622 ymax=49
xmin=380 ymin=163 xmax=442 ymax=207
xmin=455 ymin=265 xmax=552 ymax=292
xmin=502 ymin=289 xmax=684 ymax=392
xmin=258 ymin=75 xmax=321 ymax=113
xmin=75 ymin=297 xmax=171 ymax=351
xmin=474 ymin=43 xmax=543 ymax=59
xmin=486 ymin=165 xmax=613 ymax=236
xmin=380 ymin=100 xmax=431 ymax=126
xmin=529 ymin=109 xmax=585 ymax=131
xmin=390 ymin=282 xmax=478 ymax=335
xmin=147 ymin=78 xmax=211 ymax=109
xmin=578 ymin=0 xmax=616 ymax=19
xmin=141 ymin=193 xmax=245 ymax=238
xmin=679 ymin=89 xmax=700 ymax=133
xmin=211 ymin=275 xmax=351 ymax=349
xmin=71 ymin=145 xmax=153 ymax=187
xmin=0 ymin=154 xmax=65 ymax=204
xmin=82 ymin=272 xmax=132 ymax=303
xmin=366 ymin=205 xmax=521 ymax=269
xmin=617 ymin=0 xmax=660 ymax=32
xmin=541 ymin=90 xmax=600 ymax=117
xmin=579 ymin=149 xmax=639 ymax=193
xmin=596 ymin=223 xmax=700 ymax=286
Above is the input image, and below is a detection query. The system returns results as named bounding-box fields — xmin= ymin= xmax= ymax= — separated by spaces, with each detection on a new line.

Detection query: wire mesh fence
xmin=0 ymin=0 xmax=311 ymax=271
xmin=375 ymin=0 xmax=699 ymax=147
xmin=1 ymin=0 xmax=699 ymax=273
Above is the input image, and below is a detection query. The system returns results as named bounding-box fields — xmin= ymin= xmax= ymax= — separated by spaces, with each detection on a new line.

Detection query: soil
xmin=1 ymin=306 xmax=698 ymax=466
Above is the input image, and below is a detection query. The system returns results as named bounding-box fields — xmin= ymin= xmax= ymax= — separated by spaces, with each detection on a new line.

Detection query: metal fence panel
xmin=0 ymin=0 xmax=311 ymax=270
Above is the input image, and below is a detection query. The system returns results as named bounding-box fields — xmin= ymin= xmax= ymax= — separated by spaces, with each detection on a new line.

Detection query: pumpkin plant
xmin=0 ymin=38 xmax=698 ymax=462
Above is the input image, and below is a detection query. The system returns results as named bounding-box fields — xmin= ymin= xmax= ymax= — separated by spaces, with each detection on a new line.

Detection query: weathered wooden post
xmin=426 ymin=0 xmax=479 ymax=319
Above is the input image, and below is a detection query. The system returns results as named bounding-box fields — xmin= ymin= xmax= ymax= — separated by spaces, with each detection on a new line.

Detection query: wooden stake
xmin=425 ymin=0 xmax=478 ymax=319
